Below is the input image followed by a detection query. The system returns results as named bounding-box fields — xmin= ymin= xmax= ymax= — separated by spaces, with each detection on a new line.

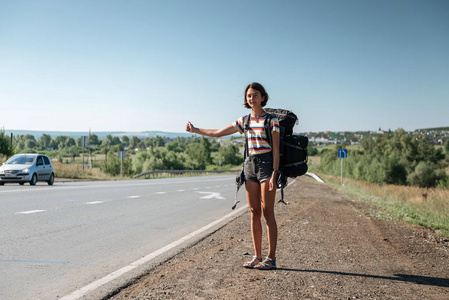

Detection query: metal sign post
xmin=338 ymin=149 xmax=348 ymax=185
xmin=118 ymin=151 xmax=126 ymax=177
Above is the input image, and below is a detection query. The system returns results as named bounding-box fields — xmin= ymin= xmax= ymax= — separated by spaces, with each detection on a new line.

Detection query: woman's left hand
xmin=268 ymin=174 xmax=276 ymax=191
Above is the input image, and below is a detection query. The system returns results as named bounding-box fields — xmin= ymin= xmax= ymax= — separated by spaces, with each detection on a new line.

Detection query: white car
xmin=0 ymin=154 xmax=54 ymax=186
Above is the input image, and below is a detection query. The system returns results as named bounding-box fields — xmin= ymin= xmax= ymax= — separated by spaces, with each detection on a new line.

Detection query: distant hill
xmin=416 ymin=127 xmax=449 ymax=131
xmin=4 ymin=129 xmax=192 ymax=140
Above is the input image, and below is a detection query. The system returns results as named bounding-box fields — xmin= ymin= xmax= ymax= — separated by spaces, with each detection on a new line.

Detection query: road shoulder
xmin=109 ymin=177 xmax=449 ymax=299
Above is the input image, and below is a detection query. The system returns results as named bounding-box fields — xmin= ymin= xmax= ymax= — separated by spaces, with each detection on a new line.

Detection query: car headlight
xmin=21 ymin=168 xmax=29 ymax=173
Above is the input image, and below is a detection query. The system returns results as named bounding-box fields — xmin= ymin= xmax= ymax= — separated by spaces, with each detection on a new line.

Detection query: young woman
xmin=185 ymin=82 xmax=280 ymax=270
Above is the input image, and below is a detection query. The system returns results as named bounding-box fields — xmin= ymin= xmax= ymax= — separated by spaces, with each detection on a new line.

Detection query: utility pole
xmin=88 ymin=129 xmax=92 ymax=169
xmin=82 ymin=136 xmax=86 ymax=172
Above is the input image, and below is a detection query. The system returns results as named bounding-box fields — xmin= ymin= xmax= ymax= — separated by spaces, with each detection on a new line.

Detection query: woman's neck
xmin=251 ymin=107 xmax=265 ymax=118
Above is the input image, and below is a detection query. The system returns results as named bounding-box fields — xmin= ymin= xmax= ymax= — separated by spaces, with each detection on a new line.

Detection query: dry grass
xmin=320 ymin=174 xmax=449 ymax=238
xmin=351 ymin=179 xmax=449 ymax=215
xmin=53 ymin=162 xmax=111 ymax=179
xmin=308 ymin=155 xmax=321 ymax=166
xmin=59 ymin=153 xmax=107 ymax=165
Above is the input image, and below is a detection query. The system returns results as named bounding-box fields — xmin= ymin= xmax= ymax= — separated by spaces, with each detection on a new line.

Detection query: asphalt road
xmin=0 ymin=175 xmax=247 ymax=300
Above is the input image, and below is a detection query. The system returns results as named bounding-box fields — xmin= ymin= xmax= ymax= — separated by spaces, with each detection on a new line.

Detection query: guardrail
xmin=134 ymin=169 xmax=240 ymax=178
xmin=133 ymin=170 xmax=325 ymax=184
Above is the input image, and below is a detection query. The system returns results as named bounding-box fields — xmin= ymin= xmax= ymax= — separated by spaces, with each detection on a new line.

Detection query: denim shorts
xmin=244 ymin=152 xmax=273 ymax=183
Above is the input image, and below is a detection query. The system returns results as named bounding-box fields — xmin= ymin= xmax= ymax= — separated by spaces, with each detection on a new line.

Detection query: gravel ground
xmin=108 ymin=177 xmax=449 ymax=299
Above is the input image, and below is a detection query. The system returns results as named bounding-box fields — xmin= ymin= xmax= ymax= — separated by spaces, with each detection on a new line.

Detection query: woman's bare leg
xmin=261 ymin=181 xmax=277 ymax=260
xmin=245 ymin=180 xmax=262 ymax=259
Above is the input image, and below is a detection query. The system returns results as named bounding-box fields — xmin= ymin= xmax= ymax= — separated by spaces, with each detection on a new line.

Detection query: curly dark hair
xmin=244 ymin=82 xmax=269 ymax=108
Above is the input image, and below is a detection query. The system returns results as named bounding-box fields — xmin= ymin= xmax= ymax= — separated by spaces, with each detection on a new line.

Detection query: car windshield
xmin=5 ymin=155 xmax=36 ymax=165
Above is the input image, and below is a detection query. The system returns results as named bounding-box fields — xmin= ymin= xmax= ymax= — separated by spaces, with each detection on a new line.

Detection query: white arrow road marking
xmin=85 ymin=201 xmax=104 ymax=205
xmin=16 ymin=210 xmax=46 ymax=215
xmin=196 ymin=191 xmax=225 ymax=199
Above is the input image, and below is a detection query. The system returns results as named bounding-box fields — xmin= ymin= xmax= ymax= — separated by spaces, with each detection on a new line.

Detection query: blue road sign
xmin=338 ymin=149 xmax=348 ymax=158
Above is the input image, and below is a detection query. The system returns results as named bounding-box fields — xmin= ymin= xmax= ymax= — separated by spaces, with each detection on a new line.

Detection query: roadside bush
xmin=407 ymin=161 xmax=447 ymax=188
xmin=186 ymin=137 xmax=212 ymax=170
xmin=318 ymin=129 xmax=447 ymax=188
xmin=16 ymin=148 xmax=36 ymax=154
xmin=445 ymin=140 xmax=449 ymax=161
xmin=437 ymin=176 xmax=449 ymax=189
xmin=317 ymin=148 xmax=340 ymax=176
xmin=100 ymin=150 xmax=132 ymax=176
xmin=0 ymin=154 xmax=8 ymax=164
xmin=0 ymin=130 xmax=14 ymax=157
xmin=216 ymin=144 xmax=243 ymax=166
xmin=383 ymin=156 xmax=407 ymax=185
xmin=132 ymin=151 xmax=151 ymax=174
xmin=308 ymin=144 xmax=318 ymax=156
xmin=365 ymin=157 xmax=386 ymax=185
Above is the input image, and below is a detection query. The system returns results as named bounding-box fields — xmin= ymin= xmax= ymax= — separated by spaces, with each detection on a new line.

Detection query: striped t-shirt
xmin=233 ymin=114 xmax=280 ymax=155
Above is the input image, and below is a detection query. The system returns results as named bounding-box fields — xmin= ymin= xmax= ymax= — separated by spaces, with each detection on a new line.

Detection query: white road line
xmin=155 ymin=192 xmax=166 ymax=195
xmin=176 ymin=190 xmax=185 ymax=192
xmin=60 ymin=204 xmax=249 ymax=300
xmin=127 ymin=196 xmax=140 ymax=199
xmin=0 ymin=178 xmax=233 ymax=194
xmin=85 ymin=201 xmax=104 ymax=205
xmin=16 ymin=210 xmax=46 ymax=215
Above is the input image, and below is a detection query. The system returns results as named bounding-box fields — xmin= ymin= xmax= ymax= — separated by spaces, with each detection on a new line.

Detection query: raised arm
xmin=186 ymin=122 xmax=238 ymax=137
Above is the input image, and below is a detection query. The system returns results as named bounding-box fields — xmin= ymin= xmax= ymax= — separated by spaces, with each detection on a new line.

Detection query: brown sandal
xmin=243 ymin=256 xmax=262 ymax=269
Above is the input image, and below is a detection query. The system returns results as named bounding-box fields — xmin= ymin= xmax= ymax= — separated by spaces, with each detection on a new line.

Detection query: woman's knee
xmin=250 ymin=207 xmax=262 ymax=219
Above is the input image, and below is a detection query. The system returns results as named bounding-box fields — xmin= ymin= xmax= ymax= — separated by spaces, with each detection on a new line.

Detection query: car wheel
xmin=19 ymin=182 xmax=25 ymax=185
xmin=48 ymin=173 xmax=54 ymax=186
xmin=30 ymin=174 xmax=37 ymax=186
xmin=0 ymin=182 xmax=4 ymax=185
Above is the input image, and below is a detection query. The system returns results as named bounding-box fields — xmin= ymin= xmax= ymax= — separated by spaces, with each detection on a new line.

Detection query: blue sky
xmin=1 ymin=0 xmax=448 ymax=133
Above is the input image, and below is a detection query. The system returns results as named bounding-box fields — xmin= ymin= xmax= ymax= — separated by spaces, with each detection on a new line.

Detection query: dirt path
xmin=109 ymin=177 xmax=449 ymax=299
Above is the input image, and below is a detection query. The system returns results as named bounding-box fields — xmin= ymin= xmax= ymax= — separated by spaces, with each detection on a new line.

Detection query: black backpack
xmin=264 ymin=108 xmax=308 ymax=179
xmin=232 ymin=108 xmax=308 ymax=209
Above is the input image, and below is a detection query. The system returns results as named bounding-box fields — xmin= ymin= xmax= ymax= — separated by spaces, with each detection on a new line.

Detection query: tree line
xmin=0 ymin=129 xmax=243 ymax=176
xmin=318 ymin=129 xmax=449 ymax=188
xmin=2 ymin=128 xmax=448 ymax=188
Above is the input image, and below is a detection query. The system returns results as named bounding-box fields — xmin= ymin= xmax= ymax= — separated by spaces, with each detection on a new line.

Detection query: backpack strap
xmin=263 ymin=113 xmax=287 ymax=205
xmin=232 ymin=114 xmax=251 ymax=210
xmin=264 ymin=113 xmax=273 ymax=150
xmin=243 ymin=114 xmax=251 ymax=159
